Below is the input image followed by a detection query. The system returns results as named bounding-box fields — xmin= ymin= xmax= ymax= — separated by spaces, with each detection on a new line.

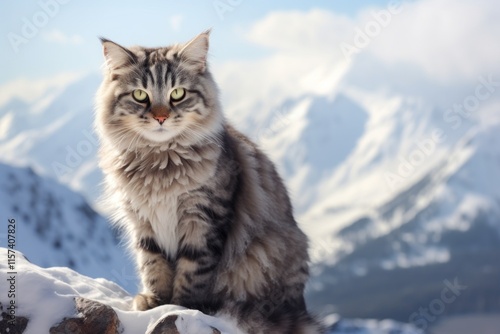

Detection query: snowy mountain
xmin=0 ymin=58 xmax=499 ymax=324
xmin=0 ymin=74 xmax=104 ymax=207
xmin=0 ymin=248 xmax=422 ymax=334
xmin=305 ymin=122 xmax=500 ymax=321
xmin=0 ymin=162 xmax=136 ymax=291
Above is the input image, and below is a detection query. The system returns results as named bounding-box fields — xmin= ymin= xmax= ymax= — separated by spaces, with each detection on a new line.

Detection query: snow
xmin=173 ymin=311 xmax=244 ymax=334
xmin=0 ymin=248 xmax=125 ymax=333
xmin=330 ymin=318 xmax=423 ymax=334
xmin=380 ymin=247 xmax=450 ymax=270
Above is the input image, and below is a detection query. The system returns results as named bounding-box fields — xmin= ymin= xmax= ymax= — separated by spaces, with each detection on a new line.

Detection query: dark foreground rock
xmin=50 ymin=297 xmax=121 ymax=334
xmin=0 ymin=302 xmax=29 ymax=334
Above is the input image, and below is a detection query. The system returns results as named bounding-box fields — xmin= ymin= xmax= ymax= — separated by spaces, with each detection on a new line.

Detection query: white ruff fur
xmin=144 ymin=193 xmax=179 ymax=256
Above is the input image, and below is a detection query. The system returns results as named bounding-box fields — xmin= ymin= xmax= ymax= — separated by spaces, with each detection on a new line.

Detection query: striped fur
xmin=95 ymin=31 xmax=324 ymax=333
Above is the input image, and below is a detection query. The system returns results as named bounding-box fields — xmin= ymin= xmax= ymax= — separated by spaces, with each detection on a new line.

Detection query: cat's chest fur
xmin=126 ymin=169 xmax=184 ymax=257
xmin=116 ymin=146 xmax=219 ymax=257
xmin=135 ymin=192 xmax=179 ymax=256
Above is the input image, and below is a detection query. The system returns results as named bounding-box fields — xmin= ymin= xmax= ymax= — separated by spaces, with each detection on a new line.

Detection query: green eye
xmin=170 ymin=88 xmax=186 ymax=102
xmin=132 ymin=89 xmax=149 ymax=103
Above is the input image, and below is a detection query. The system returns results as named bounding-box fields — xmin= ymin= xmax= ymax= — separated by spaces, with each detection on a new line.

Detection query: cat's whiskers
xmin=127 ymin=131 xmax=142 ymax=153
xmin=180 ymin=123 xmax=221 ymax=148
xmin=107 ymin=123 xmax=144 ymax=153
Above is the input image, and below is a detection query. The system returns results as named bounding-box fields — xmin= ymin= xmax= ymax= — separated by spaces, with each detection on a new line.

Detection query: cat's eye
xmin=170 ymin=88 xmax=186 ymax=102
xmin=132 ymin=89 xmax=149 ymax=103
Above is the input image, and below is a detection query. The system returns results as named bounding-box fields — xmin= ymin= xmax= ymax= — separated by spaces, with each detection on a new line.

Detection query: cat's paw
xmin=133 ymin=293 xmax=164 ymax=311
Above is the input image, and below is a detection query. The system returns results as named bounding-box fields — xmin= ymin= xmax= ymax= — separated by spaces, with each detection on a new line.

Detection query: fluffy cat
xmin=95 ymin=31 xmax=324 ymax=334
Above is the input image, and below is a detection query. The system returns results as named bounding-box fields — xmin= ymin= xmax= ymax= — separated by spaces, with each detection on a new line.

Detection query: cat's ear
xmin=179 ymin=30 xmax=210 ymax=73
xmin=100 ymin=38 xmax=136 ymax=71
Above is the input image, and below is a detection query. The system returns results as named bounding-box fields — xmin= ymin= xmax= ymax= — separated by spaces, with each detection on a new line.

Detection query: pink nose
xmin=154 ymin=116 xmax=168 ymax=125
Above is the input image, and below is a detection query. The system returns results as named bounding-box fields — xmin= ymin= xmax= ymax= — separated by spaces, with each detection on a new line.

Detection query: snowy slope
xmin=0 ymin=162 xmax=136 ymax=290
xmin=0 ymin=248 xmax=422 ymax=334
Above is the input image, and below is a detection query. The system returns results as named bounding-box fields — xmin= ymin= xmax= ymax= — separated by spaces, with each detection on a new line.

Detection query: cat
xmin=95 ymin=30 xmax=324 ymax=334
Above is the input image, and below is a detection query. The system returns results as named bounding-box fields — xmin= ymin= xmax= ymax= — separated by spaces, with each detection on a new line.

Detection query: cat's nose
xmin=151 ymin=105 xmax=170 ymax=125
xmin=153 ymin=116 xmax=168 ymax=125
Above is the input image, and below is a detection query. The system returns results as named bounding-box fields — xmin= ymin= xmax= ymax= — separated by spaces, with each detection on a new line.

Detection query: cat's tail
xmin=264 ymin=309 xmax=326 ymax=334
xmin=220 ymin=302 xmax=326 ymax=334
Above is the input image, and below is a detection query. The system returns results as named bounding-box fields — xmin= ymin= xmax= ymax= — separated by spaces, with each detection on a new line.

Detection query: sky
xmin=0 ymin=0 xmax=390 ymax=84
xmin=1 ymin=0 xmax=499 ymax=111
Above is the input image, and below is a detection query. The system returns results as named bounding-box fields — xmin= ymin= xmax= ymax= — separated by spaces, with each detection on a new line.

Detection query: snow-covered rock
xmin=49 ymin=297 xmax=121 ymax=334
xmin=0 ymin=248 xmax=242 ymax=334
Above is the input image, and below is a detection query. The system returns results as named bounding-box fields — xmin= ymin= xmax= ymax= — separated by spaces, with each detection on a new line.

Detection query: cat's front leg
xmin=171 ymin=202 xmax=229 ymax=314
xmin=133 ymin=235 xmax=175 ymax=311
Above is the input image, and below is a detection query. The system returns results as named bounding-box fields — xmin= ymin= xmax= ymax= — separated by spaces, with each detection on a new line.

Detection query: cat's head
xmin=95 ymin=31 xmax=223 ymax=149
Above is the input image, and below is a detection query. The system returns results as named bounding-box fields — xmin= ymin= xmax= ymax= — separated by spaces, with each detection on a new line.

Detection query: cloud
xmin=368 ymin=0 xmax=500 ymax=82
xmin=0 ymin=72 xmax=84 ymax=107
xmin=247 ymin=9 xmax=353 ymax=57
xmin=42 ymin=29 xmax=84 ymax=45
xmin=244 ymin=0 xmax=500 ymax=83
xmin=169 ymin=15 xmax=184 ymax=31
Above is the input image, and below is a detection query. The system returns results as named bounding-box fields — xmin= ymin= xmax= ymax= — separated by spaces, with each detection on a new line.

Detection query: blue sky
xmin=0 ymin=0 xmax=390 ymax=85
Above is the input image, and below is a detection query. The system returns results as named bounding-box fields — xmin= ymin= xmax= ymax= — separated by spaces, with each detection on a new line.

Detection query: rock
xmin=50 ymin=297 xmax=121 ymax=334
xmin=147 ymin=315 xmax=179 ymax=334
xmin=0 ymin=302 xmax=29 ymax=334
xmin=147 ymin=314 xmax=221 ymax=334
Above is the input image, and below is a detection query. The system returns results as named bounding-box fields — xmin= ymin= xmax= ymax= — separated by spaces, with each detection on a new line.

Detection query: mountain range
xmin=0 ymin=60 xmax=499 ymax=328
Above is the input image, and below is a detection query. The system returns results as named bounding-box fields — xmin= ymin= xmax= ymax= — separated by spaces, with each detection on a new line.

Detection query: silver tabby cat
xmin=95 ymin=31 xmax=324 ymax=334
